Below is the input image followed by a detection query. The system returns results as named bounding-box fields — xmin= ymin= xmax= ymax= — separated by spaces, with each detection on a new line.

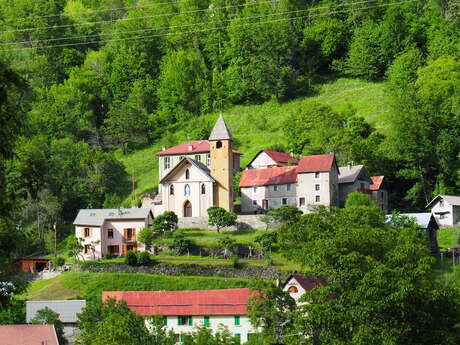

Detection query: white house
xmin=73 ymin=208 xmax=153 ymax=259
xmin=103 ymin=288 xmax=257 ymax=343
xmin=426 ymin=194 xmax=460 ymax=227
xmin=283 ymin=274 xmax=323 ymax=304
xmin=246 ymin=150 xmax=298 ymax=169
xmin=239 ymin=153 xmax=340 ymax=214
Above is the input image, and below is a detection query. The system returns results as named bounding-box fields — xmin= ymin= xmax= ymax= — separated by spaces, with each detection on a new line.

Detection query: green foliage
xmin=137 ymin=251 xmax=152 ymax=266
xmin=138 ymin=227 xmax=156 ymax=251
xmin=344 ymin=192 xmax=375 ymax=208
xmin=153 ymin=211 xmax=178 ymax=233
xmin=254 ymin=232 xmax=277 ymax=257
xmin=31 ymin=307 xmax=66 ymax=345
xmin=171 ymin=233 xmax=194 ymax=254
xmin=267 ymin=205 xmax=302 ymax=224
xmin=124 ymin=250 xmax=138 ymax=266
xmin=279 ymin=206 xmax=460 ymax=344
xmin=218 ymin=236 xmax=236 ymax=258
xmin=207 ymin=206 xmax=237 ymax=232
xmin=52 ymin=256 xmax=65 ymax=268
xmin=182 ymin=325 xmax=240 ymax=345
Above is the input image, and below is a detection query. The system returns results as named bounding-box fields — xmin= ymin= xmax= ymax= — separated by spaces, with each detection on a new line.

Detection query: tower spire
xmin=209 ymin=114 xmax=232 ymax=141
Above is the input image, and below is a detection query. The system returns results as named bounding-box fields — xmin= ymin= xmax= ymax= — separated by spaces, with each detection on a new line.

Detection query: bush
xmin=125 ymin=250 xmax=138 ymax=266
xmin=52 ymin=256 xmax=65 ymax=268
xmin=231 ymin=255 xmax=240 ymax=269
xmin=137 ymin=251 xmax=152 ymax=266
xmin=102 ymin=253 xmax=113 ymax=260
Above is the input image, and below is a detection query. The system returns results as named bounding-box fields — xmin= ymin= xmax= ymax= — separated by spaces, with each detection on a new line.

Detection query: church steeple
xmin=209 ymin=113 xmax=232 ymax=141
xmin=209 ymin=114 xmax=233 ymax=211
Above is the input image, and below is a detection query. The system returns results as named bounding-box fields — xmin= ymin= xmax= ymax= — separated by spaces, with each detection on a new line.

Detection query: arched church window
xmin=169 ymin=185 xmax=174 ymax=195
xmin=185 ymin=169 xmax=190 ymax=180
xmin=184 ymin=184 xmax=190 ymax=196
xmin=201 ymin=184 xmax=206 ymax=195
xmin=216 ymin=141 xmax=223 ymax=149
xmin=288 ymin=286 xmax=298 ymax=293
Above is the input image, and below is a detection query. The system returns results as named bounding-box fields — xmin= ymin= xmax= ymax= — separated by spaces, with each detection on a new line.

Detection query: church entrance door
xmin=184 ymin=200 xmax=192 ymax=217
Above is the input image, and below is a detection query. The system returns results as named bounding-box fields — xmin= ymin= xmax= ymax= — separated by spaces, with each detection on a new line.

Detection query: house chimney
xmin=162 ymin=146 xmax=166 ymax=151
xmin=188 ymin=145 xmax=193 ymax=151
xmin=118 ymin=207 xmax=122 ymax=215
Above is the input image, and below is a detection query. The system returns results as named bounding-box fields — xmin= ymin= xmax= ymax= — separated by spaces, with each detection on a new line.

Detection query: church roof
xmin=239 ymin=166 xmax=298 ymax=187
xmin=159 ymin=157 xmax=215 ymax=184
xmin=209 ymin=114 xmax=232 ymax=141
xmin=156 ymin=140 xmax=243 ymax=156
xmin=297 ymin=154 xmax=338 ymax=173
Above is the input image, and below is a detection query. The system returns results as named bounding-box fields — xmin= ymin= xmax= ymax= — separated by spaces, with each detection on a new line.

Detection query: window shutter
xmin=188 ymin=316 xmax=192 ymax=325
xmin=124 ymin=229 xmax=127 ymax=239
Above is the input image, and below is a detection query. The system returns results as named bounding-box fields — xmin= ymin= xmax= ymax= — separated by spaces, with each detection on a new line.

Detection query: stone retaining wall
xmin=178 ymin=215 xmax=278 ymax=230
xmin=75 ymin=262 xmax=286 ymax=281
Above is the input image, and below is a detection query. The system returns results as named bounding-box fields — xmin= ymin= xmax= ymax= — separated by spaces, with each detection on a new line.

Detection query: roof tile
xmin=0 ymin=325 xmax=59 ymax=345
xmin=239 ymin=166 xmax=298 ymax=187
xmin=297 ymin=154 xmax=336 ymax=173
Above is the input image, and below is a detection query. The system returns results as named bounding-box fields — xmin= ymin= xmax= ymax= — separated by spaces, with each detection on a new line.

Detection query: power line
xmin=0 ymin=0 xmax=382 ymax=46
xmin=0 ymin=0 xmax=418 ymax=53
xmin=0 ymin=0 xmax=278 ymax=34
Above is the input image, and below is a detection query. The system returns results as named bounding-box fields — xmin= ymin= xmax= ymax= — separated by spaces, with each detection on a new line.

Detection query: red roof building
xmin=156 ymin=140 xmax=243 ymax=156
xmin=239 ymin=166 xmax=298 ymax=187
xmin=297 ymin=153 xmax=338 ymax=173
xmin=246 ymin=150 xmax=298 ymax=169
xmin=102 ymin=288 xmax=251 ymax=316
xmin=0 ymin=325 xmax=59 ymax=345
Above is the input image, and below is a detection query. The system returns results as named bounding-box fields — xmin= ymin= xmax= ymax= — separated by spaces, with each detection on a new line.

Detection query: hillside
xmin=119 ymin=78 xmax=390 ymax=200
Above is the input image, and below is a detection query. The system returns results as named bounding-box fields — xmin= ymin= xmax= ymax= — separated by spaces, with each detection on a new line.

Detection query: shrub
xmin=102 ymin=253 xmax=113 ymax=260
xmin=231 ymin=255 xmax=240 ymax=269
xmin=125 ymin=250 xmax=138 ymax=266
xmin=137 ymin=251 xmax=152 ymax=266
xmin=52 ymin=256 xmax=65 ymax=268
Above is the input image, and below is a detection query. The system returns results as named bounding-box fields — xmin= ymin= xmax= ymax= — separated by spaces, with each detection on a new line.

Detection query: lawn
xmin=24 ymin=272 xmax=253 ymax=300
xmin=178 ymin=228 xmax=264 ymax=247
xmin=119 ymin=77 xmax=390 ymax=200
xmin=437 ymin=227 xmax=460 ymax=248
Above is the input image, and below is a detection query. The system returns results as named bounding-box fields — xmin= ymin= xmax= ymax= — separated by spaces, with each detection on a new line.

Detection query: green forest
xmin=0 ymin=0 xmax=459 ymax=258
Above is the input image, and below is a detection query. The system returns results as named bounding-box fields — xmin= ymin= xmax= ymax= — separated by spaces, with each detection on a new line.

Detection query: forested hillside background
xmin=0 ymin=0 xmax=459 ymax=255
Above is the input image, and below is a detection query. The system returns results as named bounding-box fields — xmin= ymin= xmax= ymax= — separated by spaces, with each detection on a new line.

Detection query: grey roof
xmin=208 ymin=114 xmax=232 ymax=141
xmin=26 ymin=300 xmax=86 ymax=323
xmin=160 ymin=157 xmax=215 ymax=184
xmin=426 ymin=194 xmax=460 ymax=208
xmin=73 ymin=208 xmax=152 ymax=226
xmin=386 ymin=213 xmax=438 ymax=229
xmin=338 ymin=165 xmax=371 ymax=184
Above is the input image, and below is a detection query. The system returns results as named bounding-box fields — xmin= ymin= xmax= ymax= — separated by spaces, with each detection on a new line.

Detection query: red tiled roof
xmin=0 ymin=325 xmax=59 ymax=345
xmin=102 ymin=288 xmax=251 ymax=316
xmin=239 ymin=166 xmax=298 ymax=187
xmin=297 ymin=154 xmax=336 ymax=173
xmin=370 ymin=176 xmax=384 ymax=191
xmin=262 ymin=150 xmax=298 ymax=165
xmin=156 ymin=140 xmax=243 ymax=156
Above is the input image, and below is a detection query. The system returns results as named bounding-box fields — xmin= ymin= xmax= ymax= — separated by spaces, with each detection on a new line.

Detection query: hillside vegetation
xmin=119 ymin=77 xmax=390 ymax=198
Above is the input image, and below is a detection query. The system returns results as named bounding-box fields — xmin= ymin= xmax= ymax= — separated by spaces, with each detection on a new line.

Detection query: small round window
xmin=288 ymin=286 xmax=298 ymax=293
xmin=216 ymin=141 xmax=223 ymax=149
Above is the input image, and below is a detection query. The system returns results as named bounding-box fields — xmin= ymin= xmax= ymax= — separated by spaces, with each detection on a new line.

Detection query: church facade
xmin=150 ymin=115 xmax=241 ymax=217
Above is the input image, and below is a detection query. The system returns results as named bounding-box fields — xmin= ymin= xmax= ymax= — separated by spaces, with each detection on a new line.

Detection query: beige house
xmin=246 ymin=150 xmax=298 ymax=169
xmin=73 ymin=208 xmax=153 ymax=259
xmin=150 ymin=115 xmax=240 ymax=217
xmin=426 ymin=195 xmax=460 ymax=227
xmin=240 ymin=153 xmax=340 ymax=213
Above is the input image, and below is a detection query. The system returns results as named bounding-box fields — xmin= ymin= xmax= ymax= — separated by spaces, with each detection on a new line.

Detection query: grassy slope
xmin=119 ymin=78 xmax=390 ymax=199
xmin=437 ymin=227 xmax=460 ymax=248
xmin=24 ymin=272 xmax=252 ymax=300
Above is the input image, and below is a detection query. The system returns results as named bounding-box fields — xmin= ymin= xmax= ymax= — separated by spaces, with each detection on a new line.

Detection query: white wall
xmin=147 ymin=315 xmax=256 ymax=343
xmin=431 ymin=199 xmax=454 ymax=227
xmin=297 ymin=171 xmax=338 ymax=213
xmin=283 ymin=277 xmax=307 ymax=304
xmin=247 ymin=152 xmax=276 ymax=169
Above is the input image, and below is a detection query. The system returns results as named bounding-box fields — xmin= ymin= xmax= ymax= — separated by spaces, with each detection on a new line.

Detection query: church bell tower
xmin=209 ymin=114 xmax=233 ymax=211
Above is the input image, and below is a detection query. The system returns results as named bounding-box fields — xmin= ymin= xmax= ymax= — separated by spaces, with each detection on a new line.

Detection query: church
xmin=150 ymin=115 xmax=241 ymax=217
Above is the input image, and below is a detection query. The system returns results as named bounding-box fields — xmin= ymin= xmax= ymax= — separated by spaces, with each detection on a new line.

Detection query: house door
xmin=262 ymin=199 xmax=269 ymax=210
xmin=184 ymin=200 xmax=192 ymax=217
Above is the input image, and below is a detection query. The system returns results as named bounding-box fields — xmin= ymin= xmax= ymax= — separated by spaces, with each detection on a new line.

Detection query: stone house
xmin=103 ymin=288 xmax=257 ymax=343
xmin=239 ymin=153 xmax=340 ymax=214
xmin=246 ymin=150 xmax=298 ymax=169
xmin=426 ymin=194 xmax=460 ymax=227
xmin=73 ymin=208 xmax=153 ymax=260
xmin=338 ymin=165 xmax=373 ymax=207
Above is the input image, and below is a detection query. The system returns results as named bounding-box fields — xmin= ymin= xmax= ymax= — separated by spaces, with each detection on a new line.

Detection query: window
xmin=178 ymin=316 xmax=187 ymax=325
xmin=287 ymin=184 xmax=291 ymax=191
xmin=170 ymin=185 xmax=174 ymax=195
xmin=315 ymin=195 xmax=320 ymax=203
xmin=216 ymin=141 xmax=223 ymax=149
xmin=124 ymin=228 xmax=135 ymax=241
xmin=107 ymin=229 xmax=113 ymax=239
xmin=282 ymin=198 xmax=288 ymax=205
xmin=440 ymin=214 xmax=447 ymax=219
xmin=84 ymin=244 xmax=91 ymax=254
xmin=108 ymin=245 xmax=119 ymax=255
xmin=274 ymin=185 xmax=278 ymax=191
xmin=185 ymin=169 xmax=190 ymax=180
xmin=84 ymin=228 xmax=90 ymax=237
xmin=360 ymin=183 xmax=365 ymax=192
xmin=288 ymin=286 xmax=298 ymax=293
xmin=195 ymin=155 xmax=201 ymax=162
xmin=315 ymin=184 xmax=320 ymax=191
xmin=234 ymin=315 xmax=240 ymax=326
xmin=206 ymin=154 xmax=211 ymax=166
xmin=184 ymin=184 xmax=190 ymax=196
xmin=201 ymin=184 xmax=206 ymax=195
xmin=262 ymin=200 xmax=268 ymax=210
xmin=179 ymin=334 xmax=185 ymax=342
xmin=252 ymin=200 xmax=257 ymax=206
xmin=164 ymin=156 xmax=170 ymax=169
xmin=299 ymin=197 xmax=305 ymax=206
xmin=204 ymin=316 xmax=210 ymax=326
xmin=253 ymin=187 xmax=258 ymax=193
xmin=315 ymin=172 xmax=320 ymax=178
xmin=188 ymin=316 xmax=193 ymax=325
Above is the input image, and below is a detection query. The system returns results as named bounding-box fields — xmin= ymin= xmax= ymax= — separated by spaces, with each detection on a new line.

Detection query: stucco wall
xmin=241 ymin=184 xmax=297 ymax=213
xmin=247 ymin=151 xmax=276 ymax=169
xmin=146 ymin=315 xmax=256 ymax=343
xmin=297 ymin=171 xmax=336 ymax=213
xmin=431 ymin=200 xmax=454 ymax=227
